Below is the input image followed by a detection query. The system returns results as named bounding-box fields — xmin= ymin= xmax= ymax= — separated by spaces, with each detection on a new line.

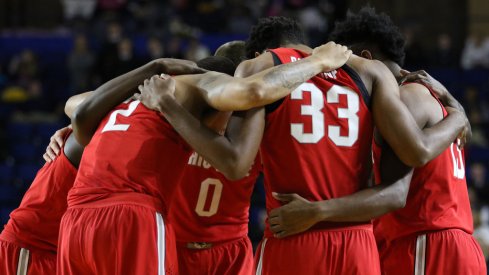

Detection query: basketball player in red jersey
xmin=326 ymin=8 xmax=485 ymax=274
xmin=169 ymin=42 xmax=263 ymax=275
xmin=231 ymin=17 xmax=468 ymax=274
xmin=0 ymin=132 xmax=82 ymax=275
xmin=59 ymin=44 xmax=352 ymax=275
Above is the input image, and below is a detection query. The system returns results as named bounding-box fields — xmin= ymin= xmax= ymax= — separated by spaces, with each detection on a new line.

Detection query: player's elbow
xmin=401 ymin=142 xmax=431 ymax=167
xmin=71 ymin=109 xmax=91 ymax=146
xmin=239 ymin=81 xmax=265 ymax=110
xmin=220 ymin=156 xmax=250 ymax=181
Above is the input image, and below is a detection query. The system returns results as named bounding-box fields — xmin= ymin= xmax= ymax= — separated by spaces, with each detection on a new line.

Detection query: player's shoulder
xmin=235 ymin=53 xmax=274 ymax=78
xmin=399 ymin=82 xmax=434 ymax=103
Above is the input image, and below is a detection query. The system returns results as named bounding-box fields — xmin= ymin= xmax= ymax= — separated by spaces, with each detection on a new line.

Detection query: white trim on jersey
xmin=255 ymin=238 xmax=268 ymax=275
xmin=414 ymin=234 xmax=427 ymax=275
xmin=156 ymin=212 xmax=165 ymax=275
xmin=16 ymin=247 xmax=30 ymax=275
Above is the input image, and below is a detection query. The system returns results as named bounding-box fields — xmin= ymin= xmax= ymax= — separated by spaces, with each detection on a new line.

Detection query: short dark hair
xmin=245 ymin=16 xmax=305 ymax=59
xmin=214 ymin=41 xmax=246 ymax=67
xmin=196 ymin=56 xmax=236 ymax=76
xmin=329 ymin=6 xmax=406 ymax=66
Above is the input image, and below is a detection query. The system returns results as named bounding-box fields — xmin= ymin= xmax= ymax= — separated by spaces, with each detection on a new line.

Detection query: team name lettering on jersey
xmin=187 ymin=152 xmax=212 ymax=169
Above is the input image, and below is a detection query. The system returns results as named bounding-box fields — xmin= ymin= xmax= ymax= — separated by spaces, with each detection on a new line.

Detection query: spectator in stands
xmin=469 ymin=162 xmax=489 ymax=204
xmin=145 ymin=36 xmax=165 ymax=62
xmin=165 ymin=36 xmax=184 ymax=59
xmin=67 ymin=34 xmax=95 ymax=92
xmin=96 ymin=21 xmax=124 ymax=83
xmin=61 ymin=0 xmax=97 ymax=21
xmin=429 ymin=33 xmax=459 ymax=68
xmin=473 ymin=206 xmax=489 ymax=269
xmin=111 ymin=37 xmax=142 ymax=77
xmin=8 ymin=49 xmax=39 ymax=83
xmin=402 ymin=26 xmax=428 ymax=69
xmin=461 ymin=32 xmax=489 ymax=70
xmin=463 ymin=86 xmax=489 ymax=147
xmin=184 ymin=37 xmax=210 ymax=61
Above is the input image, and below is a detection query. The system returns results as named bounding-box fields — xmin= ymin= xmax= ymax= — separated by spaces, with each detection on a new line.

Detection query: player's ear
xmin=360 ymin=50 xmax=373 ymax=60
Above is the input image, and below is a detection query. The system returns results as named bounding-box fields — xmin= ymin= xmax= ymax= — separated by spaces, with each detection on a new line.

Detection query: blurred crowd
xmin=0 ymin=0 xmax=488 ymax=259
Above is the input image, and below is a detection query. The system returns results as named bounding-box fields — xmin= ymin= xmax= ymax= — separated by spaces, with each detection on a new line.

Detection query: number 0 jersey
xmin=373 ymin=83 xmax=473 ymax=242
xmin=68 ymin=100 xmax=192 ymax=215
xmin=169 ymin=152 xmax=261 ymax=243
xmin=261 ymin=48 xmax=373 ymax=237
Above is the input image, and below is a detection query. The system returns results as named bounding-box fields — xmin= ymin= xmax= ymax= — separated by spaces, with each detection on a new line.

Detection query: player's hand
xmin=138 ymin=74 xmax=176 ymax=112
xmin=43 ymin=125 xmax=72 ymax=162
xmin=446 ymin=106 xmax=470 ymax=148
xmin=399 ymin=69 xmax=449 ymax=100
xmin=268 ymin=192 xmax=322 ymax=238
xmin=311 ymin=42 xmax=352 ymax=72
xmin=152 ymin=58 xmax=207 ymax=75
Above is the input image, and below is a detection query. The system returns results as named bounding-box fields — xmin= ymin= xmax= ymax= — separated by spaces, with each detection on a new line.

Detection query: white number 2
xmin=102 ymin=100 xmax=140 ymax=133
xmin=195 ymin=178 xmax=223 ymax=217
xmin=290 ymin=83 xmax=359 ymax=146
xmin=450 ymin=142 xmax=465 ymax=179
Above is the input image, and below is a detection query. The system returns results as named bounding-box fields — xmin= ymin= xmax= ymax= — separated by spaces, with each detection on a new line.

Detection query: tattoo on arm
xmin=262 ymin=62 xmax=318 ymax=90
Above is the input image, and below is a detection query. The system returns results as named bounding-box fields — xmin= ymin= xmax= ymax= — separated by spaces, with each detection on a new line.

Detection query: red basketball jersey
xmin=68 ymin=99 xmax=192 ymax=215
xmin=1 ymin=133 xmax=77 ymax=253
xmin=261 ymin=48 xmax=374 ymax=237
xmin=169 ymin=152 xmax=261 ymax=243
xmin=373 ymin=84 xmax=473 ymax=242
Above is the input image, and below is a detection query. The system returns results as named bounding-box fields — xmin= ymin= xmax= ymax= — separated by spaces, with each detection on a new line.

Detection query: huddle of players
xmin=0 ymin=6 xmax=486 ymax=275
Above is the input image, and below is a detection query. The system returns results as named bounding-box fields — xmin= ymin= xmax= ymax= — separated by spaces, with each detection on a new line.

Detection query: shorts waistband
xmin=177 ymin=235 xmax=248 ymax=250
xmin=68 ymin=192 xmax=165 ymax=213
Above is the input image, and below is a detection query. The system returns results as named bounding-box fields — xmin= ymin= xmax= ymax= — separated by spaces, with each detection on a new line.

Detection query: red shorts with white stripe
xmin=0 ymin=239 xmax=56 ymax=275
xmin=176 ymin=236 xmax=253 ymax=275
xmin=57 ymin=194 xmax=177 ymax=275
xmin=380 ymin=229 xmax=486 ymax=275
xmin=254 ymin=224 xmax=380 ymax=275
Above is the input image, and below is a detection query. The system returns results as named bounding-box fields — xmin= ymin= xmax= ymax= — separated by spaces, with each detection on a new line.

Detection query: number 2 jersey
xmin=169 ymin=152 xmax=261 ymax=243
xmin=67 ymin=100 xmax=192 ymax=215
xmin=261 ymin=48 xmax=373 ymax=237
xmin=373 ymin=83 xmax=473 ymax=242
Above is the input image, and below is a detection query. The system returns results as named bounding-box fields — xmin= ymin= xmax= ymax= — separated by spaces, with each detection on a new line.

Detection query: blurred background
xmin=0 ymin=0 xmax=488 ymax=264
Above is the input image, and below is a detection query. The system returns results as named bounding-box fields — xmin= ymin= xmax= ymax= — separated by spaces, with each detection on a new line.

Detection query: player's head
xmin=196 ymin=56 xmax=236 ymax=76
xmin=245 ymin=16 xmax=305 ymax=59
xmin=214 ymin=40 xmax=246 ymax=67
xmin=329 ymin=6 xmax=406 ymax=70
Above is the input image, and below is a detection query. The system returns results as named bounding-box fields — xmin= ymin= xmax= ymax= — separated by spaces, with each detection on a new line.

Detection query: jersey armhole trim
xmin=342 ymin=64 xmax=371 ymax=109
xmin=265 ymin=50 xmax=286 ymax=114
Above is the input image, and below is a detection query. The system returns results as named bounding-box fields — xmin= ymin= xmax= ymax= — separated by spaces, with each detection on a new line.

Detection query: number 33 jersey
xmin=261 ymin=48 xmax=374 ymax=237
xmin=68 ymin=100 xmax=192 ymax=214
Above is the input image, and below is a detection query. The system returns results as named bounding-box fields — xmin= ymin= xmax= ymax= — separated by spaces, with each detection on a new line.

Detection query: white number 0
xmin=102 ymin=100 xmax=140 ymax=132
xmin=195 ymin=178 xmax=223 ymax=217
xmin=291 ymin=83 xmax=359 ymax=146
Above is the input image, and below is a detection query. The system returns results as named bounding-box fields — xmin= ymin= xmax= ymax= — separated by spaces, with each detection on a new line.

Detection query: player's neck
xmin=283 ymin=43 xmax=312 ymax=54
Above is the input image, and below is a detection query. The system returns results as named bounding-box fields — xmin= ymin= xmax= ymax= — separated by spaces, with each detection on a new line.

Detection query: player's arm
xmin=71 ymin=59 xmax=204 ymax=145
xmin=142 ymin=77 xmax=264 ymax=180
xmin=400 ymin=69 xmax=471 ymax=144
xmin=193 ymin=42 xmax=351 ymax=111
xmin=370 ymin=60 xmax=466 ymax=167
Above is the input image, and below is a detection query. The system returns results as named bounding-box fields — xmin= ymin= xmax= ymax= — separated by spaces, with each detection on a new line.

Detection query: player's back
xmin=169 ymin=152 xmax=261 ymax=243
xmin=1 ymin=132 xmax=78 ymax=253
xmin=261 ymin=48 xmax=373 ymax=236
xmin=374 ymin=84 xmax=473 ymax=242
xmin=68 ymin=99 xmax=192 ymax=214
